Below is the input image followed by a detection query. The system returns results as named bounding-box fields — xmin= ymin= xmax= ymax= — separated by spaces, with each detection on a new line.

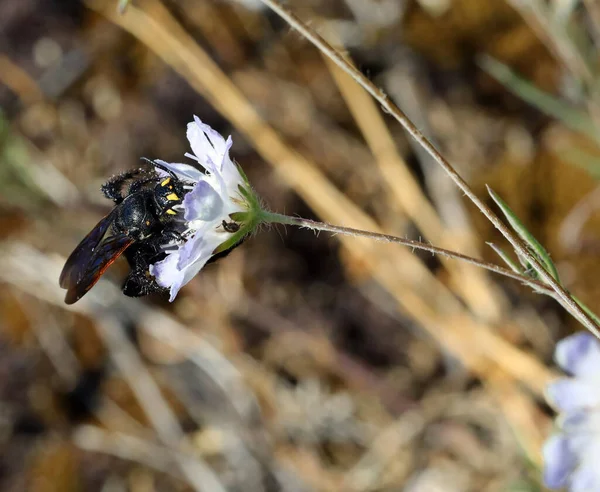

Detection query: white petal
xmin=556 ymin=332 xmax=600 ymax=379
xmin=193 ymin=115 xmax=229 ymax=166
xmin=177 ymin=227 xmax=215 ymax=270
xmin=186 ymin=119 xmax=222 ymax=175
xmin=547 ymin=378 xmax=600 ymax=412
xmin=153 ymin=159 xmax=203 ymax=181
xmin=570 ymin=442 xmax=600 ymax=492
xmin=560 ymin=410 xmax=600 ymax=435
xmin=221 ymin=155 xmax=245 ymax=191
xmin=149 ymin=252 xmax=185 ymax=302
xmin=149 ymin=229 xmax=217 ymax=302
xmin=543 ymin=434 xmax=577 ymax=489
xmin=170 ymin=228 xmax=221 ymax=296
xmin=183 ymin=180 xmax=223 ymax=222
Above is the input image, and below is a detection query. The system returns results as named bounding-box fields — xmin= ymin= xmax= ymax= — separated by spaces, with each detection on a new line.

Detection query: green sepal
xmin=208 ymin=167 xmax=263 ymax=256
xmin=235 ymin=161 xmax=251 ymax=187
xmin=212 ymin=221 xmax=255 ymax=255
xmin=237 ymin=183 xmax=261 ymax=210
xmin=229 ymin=211 xmax=250 ymax=222
xmin=237 ymin=184 xmax=252 ymax=202
xmin=487 ymin=185 xmax=560 ymax=282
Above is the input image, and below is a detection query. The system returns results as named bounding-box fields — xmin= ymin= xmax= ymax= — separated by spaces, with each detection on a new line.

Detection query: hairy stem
xmin=259 ymin=211 xmax=555 ymax=296
xmin=257 ymin=0 xmax=600 ymax=337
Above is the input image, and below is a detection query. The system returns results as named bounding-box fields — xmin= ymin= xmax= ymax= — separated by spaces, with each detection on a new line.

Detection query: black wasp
xmin=59 ymin=160 xmax=192 ymax=304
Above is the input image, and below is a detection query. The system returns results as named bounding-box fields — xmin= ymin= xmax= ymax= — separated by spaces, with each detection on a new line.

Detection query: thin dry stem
xmin=261 ymin=212 xmax=555 ymax=296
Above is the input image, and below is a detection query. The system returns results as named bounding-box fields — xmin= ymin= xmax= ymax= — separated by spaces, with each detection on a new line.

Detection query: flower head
xmin=149 ymin=116 xmax=260 ymax=301
xmin=543 ymin=332 xmax=600 ymax=491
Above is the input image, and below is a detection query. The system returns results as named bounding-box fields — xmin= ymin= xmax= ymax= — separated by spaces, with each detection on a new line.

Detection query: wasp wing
xmin=63 ymin=233 xmax=134 ymax=305
xmin=59 ymin=211 xmax=117 ymax=289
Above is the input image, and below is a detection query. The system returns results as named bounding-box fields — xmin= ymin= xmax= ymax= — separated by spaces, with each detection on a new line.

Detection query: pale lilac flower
xmin=543 ymin=332 xmax=600 ymax=491
xmin=149 ymin=116 xmax=260 ymax=301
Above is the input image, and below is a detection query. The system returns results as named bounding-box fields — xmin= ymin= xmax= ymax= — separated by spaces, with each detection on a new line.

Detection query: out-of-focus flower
xmin=543 ymin=332 xmax=600 ymax=491
xmin=150 ymin=116 xmax=260 ymax=301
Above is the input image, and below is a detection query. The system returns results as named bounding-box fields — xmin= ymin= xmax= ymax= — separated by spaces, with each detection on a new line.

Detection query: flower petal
xmin=153 ymin=159 xmax=203 ymax=181
xmin=193 ymin=115 xmax=229 ymax=166
xmin=149 ymin=233 xmax=216 ymax=302
xmin=149 ymin=252 xmax=185 ymax=302
xmin=547 ymin=378 xmax=600 ymax=412
xmin=569 ymin=444 xmax=600 ymax=492
xmin=177 ymin=228 xmax=214 ymax=270
xmin=560 ymin=410 xmax=600 ymax=435
xmin=183 ymin=180 xmax=223 ymax=222
xmin=220 ymin=152 xmax=245 ymax=191
xmin=543 ymin=434 xmax=577 ymax=489
xmin=555 ymin=332 xmax=600 ymax=378
xmin=186 ymin=118 xmax=222 ymax=175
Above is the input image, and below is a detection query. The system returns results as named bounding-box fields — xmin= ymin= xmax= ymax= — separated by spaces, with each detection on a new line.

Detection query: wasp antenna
xmin=140 ymin=157 xmax=157 ymax=166
xmin=140 ymin=157 xmax=178 ymax=179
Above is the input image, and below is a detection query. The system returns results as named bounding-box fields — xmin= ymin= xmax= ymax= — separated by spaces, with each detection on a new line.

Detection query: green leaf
xmin=487 ymin=186 xmax=560 ymax=282
xmin=486 ymin=243 xmax=523 ymax=274
xmin=572 ymin=295 xmax=600 ymax=326
xmin=479 ymin=56 xmax=599 ymax=143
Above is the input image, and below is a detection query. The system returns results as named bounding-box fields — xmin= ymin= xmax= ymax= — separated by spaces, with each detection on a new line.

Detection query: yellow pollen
xmin=166 ymin=193 xmax=179 ymax=201
xmin=161 ymin=177 xmax=171 ymax=186
xmin=166 ymin=209 xmax=177 ymax=215
xmin=146 ymin=220 xmax=150 ymax=225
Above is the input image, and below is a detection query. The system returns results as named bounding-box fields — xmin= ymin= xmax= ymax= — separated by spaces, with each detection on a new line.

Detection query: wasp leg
xmin=160 ymin=229 xmax=186 ymax=244
xmin=101 ymin=170 xmax=144 ymax=204
xmin=128 ymin=175 xmax=158 ymax=195
xmin=122 ymin=241 xmax=167 ymax=297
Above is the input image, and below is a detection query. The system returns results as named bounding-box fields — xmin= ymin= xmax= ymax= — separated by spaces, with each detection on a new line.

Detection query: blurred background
xmin=1 ymin=0 xmax=599 ymax=490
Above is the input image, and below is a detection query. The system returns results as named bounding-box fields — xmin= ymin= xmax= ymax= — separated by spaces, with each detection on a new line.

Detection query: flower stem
xmin=259 ymin=211 xmax=555 ymax=296
xmin=257 ymin=0 xmax=600 ymax=337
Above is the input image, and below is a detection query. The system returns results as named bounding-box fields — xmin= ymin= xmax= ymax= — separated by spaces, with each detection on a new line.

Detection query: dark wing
xmin=63 ymin=234 xmax=134 ymax=305
xmin=60 ymin=211 xmax=116 ymax=289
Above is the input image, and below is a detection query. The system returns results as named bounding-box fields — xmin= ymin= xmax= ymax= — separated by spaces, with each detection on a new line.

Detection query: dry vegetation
xmin=1 ymin=0 xmax=599 ymax=490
